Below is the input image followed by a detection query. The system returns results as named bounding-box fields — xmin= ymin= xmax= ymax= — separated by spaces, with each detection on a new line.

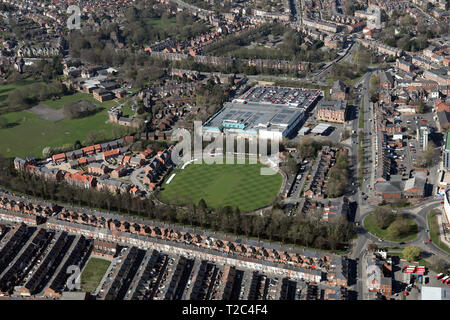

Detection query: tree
xmin=386 ymin=218 xmax=406 ymax=238
xmin=136 ymin=105 xmax=145 ymax=114
xmin=198 ymin=198 xmax=207 ymax=212
xmin=297 ymin=137 xmax=328 ymax=159
xmin=402 ymin=246 xmax=421 ymax=262
xmin=286 ymin=153 xmax=298 ymax=174
xmin=369 ymin=75 xmax=380 ymax=103
xmin=42 ymin=146 xmax=53 ymax=158
xmin=253 ymin=215 xmax=266 ymax=240
xmin=373 ymin=207 xmax=395 ymax=229
xmin=0 ymin=116 xmax=7 ymax=128
xmin=231 ymin=207 xmax=241 ymax=235
xmin=281 ymin=29 xmax=300 ymax=56
xmin=416 ymin=140 xmax=438 ymax=168
xmin=416 ymin=101 xmax=427 ymax=114
xmin=7 ymin=89 xmax=29 ymax=109
xmin=74 ymin=140 xmax=82 ymax=150
xmin=387 ymin=217 xmax=413 ymax=239
xmin=84 ymin=130 xmax=98 ymax=145
xmin=131 ymin=141 xmax=144 ymax=152
xmin=429 ymin=257 xmax=449 ymax=274
xmin=341 ymin=129 xmax=350 ymax=141
xmin=327 ymin=151 xmax=349 ymax=198
xmin=63 ymin=100 xmax=97 ymax=119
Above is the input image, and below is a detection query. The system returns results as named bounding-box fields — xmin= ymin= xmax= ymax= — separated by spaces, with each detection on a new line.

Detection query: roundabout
xmin=362 ymin=212 xmax=419 ymax=243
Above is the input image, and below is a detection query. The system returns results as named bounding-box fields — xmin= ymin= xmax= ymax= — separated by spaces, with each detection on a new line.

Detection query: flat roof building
xmin=316 ymin=100 xmax=348 ymax=124
xmin=311 ymin=123 xmax=332 ymax=135
xmin=298 ymin=126 xmax=311 ymax=136
xmin=203 ymin=86 xmax=321 ymax=140
xmin=421 ymin=286 xmax=450 ymax=300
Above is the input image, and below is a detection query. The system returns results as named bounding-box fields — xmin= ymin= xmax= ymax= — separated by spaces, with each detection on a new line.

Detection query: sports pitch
xmin=159 ymin=159 xmax=283 ymax=212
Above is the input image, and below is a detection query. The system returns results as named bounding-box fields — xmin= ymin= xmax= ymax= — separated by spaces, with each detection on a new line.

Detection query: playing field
xmin=80 ymin=257 xmax=111 ymax=294
xmin=159 ymin=159 xmax=283 ymax=212
xmin=0 ymin=91 xmax=128 ymax=158
xmin=40 ymin=92 xmax=104 ymax=109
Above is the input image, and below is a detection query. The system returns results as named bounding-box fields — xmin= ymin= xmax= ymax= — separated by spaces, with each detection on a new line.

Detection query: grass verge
xmin=363 ymin=214 xmax=418 ymax=242
xmin=427 ymin=210 xmax=450 ymax=254
xmin=80 ymin=257 xmax=111 ymax=294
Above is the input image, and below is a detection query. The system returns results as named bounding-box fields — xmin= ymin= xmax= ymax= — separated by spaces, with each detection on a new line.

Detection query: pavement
xmin=436 ymin=212 xmax=450 ymax=248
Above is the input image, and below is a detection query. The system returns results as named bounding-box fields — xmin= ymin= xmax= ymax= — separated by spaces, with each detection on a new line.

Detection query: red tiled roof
xmin=52 ymin=153 xmax=66 ymax=160
xmin=436 ymin=100 xmax=450 ymax=113
xmin=103 ymin=149 xmax=120 ymax=157
xmin=82 ymin=146 xmax=95 ymax=153
xmin=65 ymin=172 xmax=93 ymax=183
xmin=114 ymin=164 xmax=125 ymax=171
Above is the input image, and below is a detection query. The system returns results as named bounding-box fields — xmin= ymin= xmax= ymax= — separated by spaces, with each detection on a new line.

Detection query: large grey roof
xmin=204 ymin=86 xmax=321 ymax=133
xmin=374 ymin=181 xmax=403 ymax=193
xmin=422 ymin=287 xmax=450 ymax=300
xmin=319 ymin=100 xmax=347 ymax=111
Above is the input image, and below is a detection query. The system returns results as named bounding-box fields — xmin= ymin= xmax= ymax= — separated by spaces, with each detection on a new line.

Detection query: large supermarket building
xmin=203 ymin=86 xmax=322 ymax=140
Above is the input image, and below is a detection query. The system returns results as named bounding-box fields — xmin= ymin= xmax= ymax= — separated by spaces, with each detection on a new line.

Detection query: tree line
xmin=0 ymin=155 xmax=355 ymax=251
xmin=204 ymin=23 xmax=337 ymax=63
xmin=1 ymin=81 xmax=68 ymax=114
xmin=62 ymin=100 xmax=98 ymax=119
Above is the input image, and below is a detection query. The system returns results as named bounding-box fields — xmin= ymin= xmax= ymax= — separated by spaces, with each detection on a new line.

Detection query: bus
xmin=404 ymin=266 xmax=416 ymax=273
xmin=435 ymin=273 xmax=444 ymax=279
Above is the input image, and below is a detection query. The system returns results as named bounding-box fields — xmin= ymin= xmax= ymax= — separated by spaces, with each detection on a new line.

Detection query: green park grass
xmin=363 ymin=214 xmax=419 ymax=242
xmin=41 ymin=92 xmax=110 ymax=109
xmin=120 ymin=103 xmax=135 ymax=117
xmin=427 ymin=211 xmax=450 ymax=254
xmin=159 ymin=158 xmax=283 ymax=212
xmin=147 ymin=17 xmax=176 ymax=27
xmin=0 ymin=98 xmax=124 ymax=158
xmin=358 ymin=100 xmax=364 ymax=129
xmin=80 ymin=257 xmax=111 ymax=294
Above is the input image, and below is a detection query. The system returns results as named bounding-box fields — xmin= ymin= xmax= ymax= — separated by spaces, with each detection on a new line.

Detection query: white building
xmin=422 ymin=286 xmax=450 ymax=300
xmin=417 ymin=126 xmax=429 ymax=151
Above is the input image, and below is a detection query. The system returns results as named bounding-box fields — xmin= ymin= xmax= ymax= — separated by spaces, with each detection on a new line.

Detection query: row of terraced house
xmin=0 ymin=190 xmax=351 ymax=288
xmin=13 ymin=136 xmax=152 ymax=197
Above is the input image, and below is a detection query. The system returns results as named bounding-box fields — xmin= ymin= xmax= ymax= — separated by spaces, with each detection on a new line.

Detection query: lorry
xmin=440 ymin=275 xmax=449 ymax=283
